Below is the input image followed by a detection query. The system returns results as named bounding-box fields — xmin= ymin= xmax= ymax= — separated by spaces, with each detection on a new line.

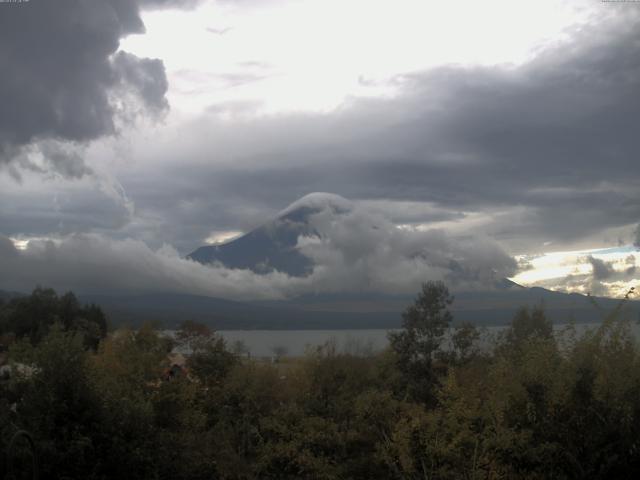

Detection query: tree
xmin=172 ymin=320 xmax=239 ymax=389
xmin=0 ymin=287 xmax=107 ymax=349
xmin=388 ymin=281 xmax=454 ymax=404
xmin=271 ymin=345 xmax=288 ymax=362
xmin=451 ymin=322 xmax=481 ymax=364
xmin=231 ymin=339 xmax=250 ymax=357
xmin=505 ymin=305 xmax=553 ymax=348
xmin=176 ymin=320 xmax=212 ymax=349
xmin=11 ymin=325 xmax=103 ymax=479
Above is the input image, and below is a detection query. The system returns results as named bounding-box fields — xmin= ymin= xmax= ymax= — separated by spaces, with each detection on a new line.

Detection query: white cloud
xmin=0 ymin=199 xmax=516 ymax=298
xmin=0 ymin=233 xmax=299 ymax=300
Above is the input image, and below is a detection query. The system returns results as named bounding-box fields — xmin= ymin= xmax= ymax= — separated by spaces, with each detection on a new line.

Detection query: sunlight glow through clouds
xmin=121 ymin=0 xmax=593 ymax=114
xmin=205 ymin=230 xmax=243 ymax=245
xmin=512 ymin=246 xmax=640 ymax=297
xmin=11 ymin=238 xmax=29 ymax=251
xmin=10 ymin=236 xmax=58 ymax=251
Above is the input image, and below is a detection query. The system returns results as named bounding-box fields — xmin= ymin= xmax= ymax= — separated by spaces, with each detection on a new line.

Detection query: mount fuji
xmin=188 ymin=193 xmax=353 ymax=277
xmin=178 ymin=193 xmax=639 ymax=329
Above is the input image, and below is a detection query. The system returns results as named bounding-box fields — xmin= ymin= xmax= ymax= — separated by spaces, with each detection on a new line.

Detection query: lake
xmin=217 ymin=329 xmax=394 ymax=357
xmin=215 ymin=322 xmax=634 ymax=357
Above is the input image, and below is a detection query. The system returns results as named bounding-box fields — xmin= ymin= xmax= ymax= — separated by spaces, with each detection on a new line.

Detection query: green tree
xmin=503 ymin=305 xmax=553 ymax=352
xmin=388 ymin=281 xmax=453 ymax=404
xmin=0 ymin=287 xmax=107 ymax=349
xmin=10 ymin=325 xmax=102 ymax=479
xmin=451 ymin=321 xmax=481 ymax=364
xmin=91 ymin=324 xmax=176 ymax=479
xmin=176 ymin=320 xmax=237 ymax=386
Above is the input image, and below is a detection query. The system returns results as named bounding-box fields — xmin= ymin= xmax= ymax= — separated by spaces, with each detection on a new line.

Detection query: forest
xmin=1 ymin=283 xmax=640 ymax=479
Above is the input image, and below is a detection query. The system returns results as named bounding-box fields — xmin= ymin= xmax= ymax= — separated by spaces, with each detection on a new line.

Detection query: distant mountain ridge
xmin=81 ymin=288 xmax=637 ymax=330
xmin=4 ymin=285 xmax=636 ymax=330
xmin=0 ymin=290 xmax=24 ymax=302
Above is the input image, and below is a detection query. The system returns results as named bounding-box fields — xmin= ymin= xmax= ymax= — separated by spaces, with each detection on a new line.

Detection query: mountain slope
xmin=0 ymin=289 xmax=24 ymax=302
xmin=188 ymin=193 xmax=352 ymax=276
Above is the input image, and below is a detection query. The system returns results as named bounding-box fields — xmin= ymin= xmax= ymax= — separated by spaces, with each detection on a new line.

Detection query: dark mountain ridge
xmin=79 ymin=288 xmax=638 ymax=330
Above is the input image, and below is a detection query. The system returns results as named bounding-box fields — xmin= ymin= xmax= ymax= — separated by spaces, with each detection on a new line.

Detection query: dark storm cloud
xmin=331 ymin=11 xmax=640 ymax=243
xmin=587 ymin=255 xmax=615 ymax=281
xmin=0 ymin=0 xmax=195 ymax=176
xmin=112 ymin=51 xmax=169 ymax=114
xmin=11 ymin=141 xmax=94 ymax=180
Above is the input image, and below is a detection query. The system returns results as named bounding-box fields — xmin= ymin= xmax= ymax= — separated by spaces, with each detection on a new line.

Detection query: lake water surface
xmin=215 ymin=322 xmax=635 ymax=357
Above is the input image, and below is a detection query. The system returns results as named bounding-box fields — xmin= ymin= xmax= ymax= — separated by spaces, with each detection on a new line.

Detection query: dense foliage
xmin=0 ymin=287 xmax=107 ymax=349
xmin=1 ymin=284 xmax=640 ymax=479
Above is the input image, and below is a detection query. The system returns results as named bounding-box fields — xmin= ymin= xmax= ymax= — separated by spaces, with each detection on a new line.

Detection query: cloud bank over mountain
xmin=0 ymin=195 xmax=516 ymax=299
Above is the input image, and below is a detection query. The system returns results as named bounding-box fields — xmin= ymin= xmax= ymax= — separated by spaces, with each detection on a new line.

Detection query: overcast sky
xmin=1 ymin=0 xmax=639 ymax=299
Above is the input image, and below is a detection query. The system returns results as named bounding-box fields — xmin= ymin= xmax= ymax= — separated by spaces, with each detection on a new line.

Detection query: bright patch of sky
xmin=10 ymin=236 xmax=60 ymax=251
xmin=121 ymin=0 xmax=593 ymax=115
xmin=512 ymin=246 xmax=639 ymax=298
